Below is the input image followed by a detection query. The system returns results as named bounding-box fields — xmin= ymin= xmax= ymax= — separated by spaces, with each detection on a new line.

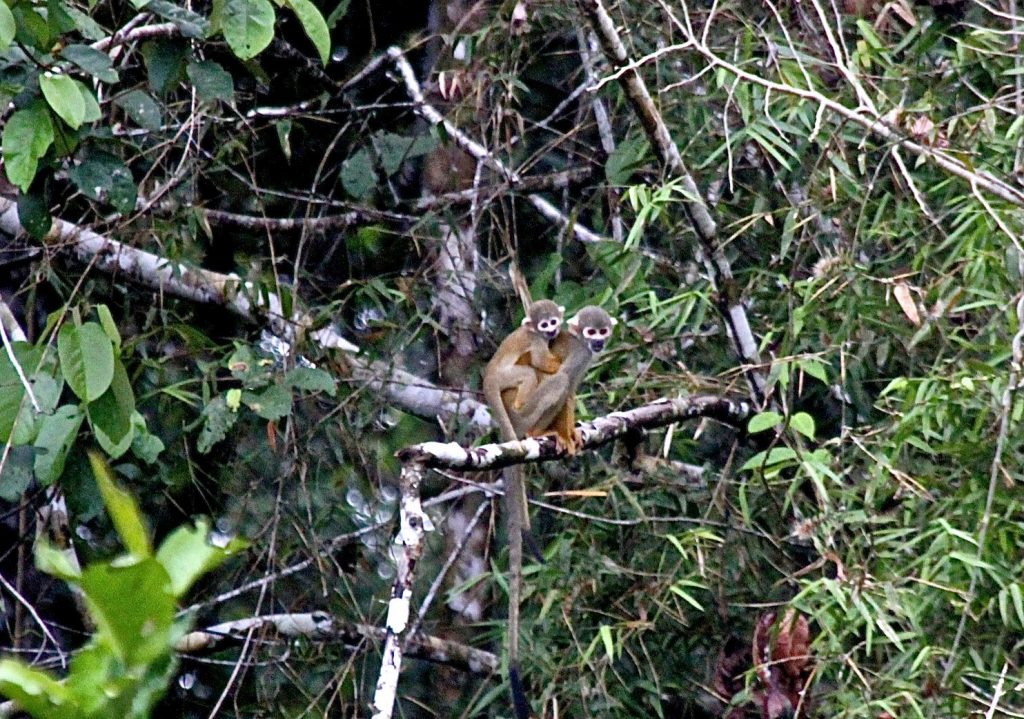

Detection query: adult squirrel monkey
xmin=495 ymin=304 xmax=617 ymax=719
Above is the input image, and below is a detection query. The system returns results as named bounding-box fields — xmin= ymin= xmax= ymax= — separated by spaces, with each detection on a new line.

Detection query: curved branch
xmin=397 ymin=394 xmax=750 ymax=470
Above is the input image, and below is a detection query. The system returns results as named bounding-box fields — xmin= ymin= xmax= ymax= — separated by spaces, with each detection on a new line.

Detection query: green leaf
xmin=114 ymin=89 xmax=163 ymax=130
xmin=285 ymin=366 xmax=337 ymax=395
xmin=799 ymin=359 xmax=829 ymax=384
xmin=40 ymin=73 xmax=85 ymax=129
xmin=63 ymin=6 xmax=107 ymax=40
xmin=186 ymin=59 xmax=235 ymax=103
xmin=242 ymin=383 xmax=292 ymax=420
xmin=80 ymin=558 xmax=174 ymax=666
xmin=130 ymin=413 xmax=165 ymax=464
xmin=88 ymin=358 xmax=136 ymax=458
xmin=0 ymin=2 xmax=15 ymax=50
xmin=669 ymin=581 xmax=706 ymax=610
xmin=375 ymin=132 xmax=435 ymax=176
xmin=145 ymin=0 xmax=209 ymax=37
xmin=0 ymin=659 xmax=75 ymax=718
xmin=60 ymin=44 xmax=119 ymax=83
xmin=197 ymin=395 xmax=237 ymax=453
xmin=341 ymin=148 xmax=374 ymax=200
xmin=95 ymin=305 xmax=122 ymax=351
xmin=141 ymin=38 xmax=188 ymax=95
xmin=325 ymin=0 xmax=351 ymax=28
xmin=0 ymin=446 xmax=34 ymax=501
xmin=740 ymin=446 xmax=798 ymax=472
xmin=0 ymin=344 xmax=51 ymax=444
xmin=59 ymin=322 xmax=115 ymax=402
xmin=1 ymin=103 xmax=55 ymax=191
xmin=35 ymin=539 xmax=82 ymax=581
xmin=747 ymin=411 xmax=782 ymax=434
xmin=1010 ymin=583 xmax=1024 ymax=627
xmin=284 ymin=0 xmax=330 ymax=64
xmin=16 ymin=193 xmax=53 ymax=239
xmin=598 ymin=624 xmax=615 ymax=661
xmin=75 ymin=81 xmax=103 ymax=123
xmin=67 ymin=149 xmax=138 ymax=215
xmin=88 ymin=450 xmax=152 ymax=557
xmin=605 ymin=135 xmax=650 ymax=185
xmin=220 ymin=0 xmax=275 ymax=60
xmin=156 ymin=519 xmax=247 ymax=597
xmin=33 ymin=405 xmax=84 ymax=485
xmin=789 ymin=412 xmax=816 ymax=440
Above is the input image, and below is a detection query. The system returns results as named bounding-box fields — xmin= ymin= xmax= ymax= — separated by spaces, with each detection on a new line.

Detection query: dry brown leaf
xmin=894 ymin=281 xmax=921 ymax=326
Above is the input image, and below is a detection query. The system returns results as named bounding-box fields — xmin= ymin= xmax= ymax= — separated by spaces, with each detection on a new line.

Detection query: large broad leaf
xmin=0 ymin=660 xmax=75 ymax=718
xmin=67 ymin=149 xmax=138 ymax=215
xmin=156 ymin=519 xmax=248 ymax=598
xmin=219 ymin=0 xmax=275 ymax=60
xmin=33 ymin=405 xmax=84 ymax=485
xmin=186 ymin=59 xmax=234 ymax=104
xmin=0 ymin=342 xmax=44 ymax=443
xmin=285 ymin=366 xmax=337 ymax=395
xmin=80 ymin=558 xmax=174 ymax=667
xmin=0 ymin=2 xmax=14 ymax=50
xmin=1 ymin=103 xmax=54 ymax=191
xmin=59 ymin=322 xmax=114 ymax=402
xmin=60 ymin=44 xmax=119 ymax=82
xmin=113 ymin=89 xmax=163 ymax=131
xmin=242 ymin=383 xmax=292 ymax=420
xmin=88 ymin=358 xmax=136 ymax=458
xmin=40 ymin=73 xmax=85 ymax=128
xmin=88 ymin=451 xmax=152 ymax=557
xmin=284 ymin=0 xmax=329 ymax=65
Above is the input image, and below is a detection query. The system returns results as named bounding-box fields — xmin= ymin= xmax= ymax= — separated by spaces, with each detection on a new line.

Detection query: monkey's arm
xmin=525 ymin=345 xmax=561 ymax=374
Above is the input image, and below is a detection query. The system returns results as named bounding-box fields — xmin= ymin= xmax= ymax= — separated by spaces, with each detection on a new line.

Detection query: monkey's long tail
xmin=507 ymin=465 xmax=531 ymax=719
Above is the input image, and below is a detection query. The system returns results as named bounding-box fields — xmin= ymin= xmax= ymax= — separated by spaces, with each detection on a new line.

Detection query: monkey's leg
xmin=510 ymin=373 xmax=570 ymax=438
xmin=495 ymin=365 xmax=540 ymax=412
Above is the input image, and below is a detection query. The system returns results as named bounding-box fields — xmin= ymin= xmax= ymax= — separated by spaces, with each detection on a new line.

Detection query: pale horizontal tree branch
xmin=0 ymin=197 xmax=358 ymax=354
xmin=200 ymin=207 xmax=410 ymax=233
xmin=177 ymin=611 xmax=498 ymax=675
xmin=398 ymin=394 xmax=750 ymax=469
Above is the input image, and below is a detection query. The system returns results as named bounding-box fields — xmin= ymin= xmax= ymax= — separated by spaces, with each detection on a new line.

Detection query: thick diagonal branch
xmin=576 ymin=0 xmax=769 ymax=407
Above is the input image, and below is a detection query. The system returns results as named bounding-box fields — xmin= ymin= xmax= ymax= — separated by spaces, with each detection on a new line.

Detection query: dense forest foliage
xmin=1 ymin=0 xmax=1024 ymax=716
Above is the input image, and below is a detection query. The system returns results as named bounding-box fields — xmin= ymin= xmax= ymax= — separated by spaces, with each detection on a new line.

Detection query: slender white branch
xmin=385 ymin=46 xmax=609 ymax=245
xmin=370 ymin=463 xmax=430 ymax=719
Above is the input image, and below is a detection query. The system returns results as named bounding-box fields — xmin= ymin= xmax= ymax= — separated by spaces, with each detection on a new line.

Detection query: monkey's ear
xmin=608 ymin=316 xmax=619 ymax=327
xmin=567 ymin=314 xmax=580 ymax=331
xmin=558 ymin=305 xmax=566 ymax=316
xmin=521 ymin=317 xmax=533 ymax=327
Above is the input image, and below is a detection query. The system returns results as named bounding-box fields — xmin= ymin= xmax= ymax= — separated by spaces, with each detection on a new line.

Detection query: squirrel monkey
xmin=497 ymin=305 xmax=616 ymax=719
xmin=481 ymin=298 xmax=564 ymax=719
xmin=508 ymin=305 xmax=617 ymax=453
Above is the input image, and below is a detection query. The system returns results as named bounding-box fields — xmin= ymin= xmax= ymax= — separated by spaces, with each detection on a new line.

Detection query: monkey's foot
xmin=570 ymin=428 xmax=585 ymax=454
